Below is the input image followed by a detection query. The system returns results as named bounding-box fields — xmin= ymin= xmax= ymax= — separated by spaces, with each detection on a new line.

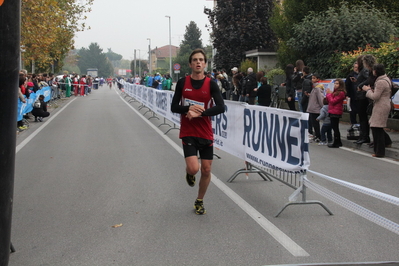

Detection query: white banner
xmin=123 ymin=82 xmax=310 ymax=172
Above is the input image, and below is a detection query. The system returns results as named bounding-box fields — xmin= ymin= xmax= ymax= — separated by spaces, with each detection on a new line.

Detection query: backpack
xmin=221 ymin=79 xmax=230 ymax=90
xmin=33 ymin=99 xmax=41 ymax=109
xmin=347 ymin=124 xmax=360 ymax=140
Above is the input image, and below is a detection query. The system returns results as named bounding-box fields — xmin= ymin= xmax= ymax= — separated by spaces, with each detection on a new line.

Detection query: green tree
xmin=62 ymin=50 xmax=80 ymax=74
xmin=174 ymin=22 xmax=204 ymax=76
xmin=130 ymin=60 xmax=148 ymax=77
xmin=181 ymin=21 xmax=203 ymax=51
xmin=77 ymin=43 xmax=113 ymax=77
xmin=105 ymin=49 xmax=123 ymax=69
xmin=288 ymin=3 xmax=397 ymax=77
xmin=205 ymin=0 xmax=276 ymax=72
xmin=21 ymin=0 xmax=93 ymax=72
xmin=270 ymin=0 xmax=399 ymax=69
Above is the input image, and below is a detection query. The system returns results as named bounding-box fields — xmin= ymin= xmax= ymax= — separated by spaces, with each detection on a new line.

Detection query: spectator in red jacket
xmin=326 ymin=78 xmax=346 ymax=148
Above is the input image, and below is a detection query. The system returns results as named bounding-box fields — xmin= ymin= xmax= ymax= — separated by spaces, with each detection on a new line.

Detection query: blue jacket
xmin=317 ymin=105 xmax=331 ymax=125
xmin=147 ymin=76 xmax=154 ymax=87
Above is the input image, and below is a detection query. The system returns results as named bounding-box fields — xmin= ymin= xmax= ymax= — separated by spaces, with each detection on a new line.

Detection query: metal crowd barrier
xmin=227 ymin=163 xmax=333 ymax=217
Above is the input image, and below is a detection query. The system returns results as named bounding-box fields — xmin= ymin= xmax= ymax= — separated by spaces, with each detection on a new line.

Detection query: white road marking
xmin=117 ymin=91 xmax=310 ymax=257
xmin=16 ymin=98 xmax=77 ymax=154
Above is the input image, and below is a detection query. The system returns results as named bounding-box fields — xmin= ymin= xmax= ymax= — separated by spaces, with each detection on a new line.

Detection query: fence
xmin=120 ymin=80 xmax=399 ymax=236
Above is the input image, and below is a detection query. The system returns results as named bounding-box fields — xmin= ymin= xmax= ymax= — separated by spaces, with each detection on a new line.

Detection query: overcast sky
xmin=74 ymin=0 xmax=215 ymax=60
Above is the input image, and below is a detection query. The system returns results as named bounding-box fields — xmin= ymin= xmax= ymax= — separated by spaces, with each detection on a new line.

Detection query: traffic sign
xmin=173 ymin=63 xmax=181 ymax=70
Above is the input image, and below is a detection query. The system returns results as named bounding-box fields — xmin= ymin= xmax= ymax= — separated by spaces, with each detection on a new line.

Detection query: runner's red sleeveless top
xmin=179 ymin=77 xmax=214 ymax=141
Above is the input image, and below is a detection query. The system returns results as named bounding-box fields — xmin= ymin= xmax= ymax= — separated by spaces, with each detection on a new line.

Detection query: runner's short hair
xmin=189 ymin=49 xmax=207 ymax=64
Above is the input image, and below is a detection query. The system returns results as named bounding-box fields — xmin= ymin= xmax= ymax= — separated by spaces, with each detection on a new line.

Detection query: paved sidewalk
xmin=338 ymin=122 xmax=399 ymax=160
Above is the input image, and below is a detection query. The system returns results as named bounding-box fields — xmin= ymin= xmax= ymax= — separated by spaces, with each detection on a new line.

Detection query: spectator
xmin=256 ymin=71 xmax=265 ymax=88
xmin=292 ymin=60 xmax=305 ymax=111
xmin=73 ymin=74 xmax=79 ymax=95
xmin=316 ymin=98 xmax=333 ymax=146
xmin=154 ymin=73 xmax=163 ymax=90
xmin=162 ymin=74 xmax=172 ymax=90
xmin=326 ymin=79 xmax=346 ymax=148
xmin=17 ymin=72 xmax=28 ymax=131
xmin=79 ymin=75 xmax=86 ymax=96
xmin=354 ymin=54 xmax=377 ymax=144
xmin=301 ymin=66 xmax=312 ymax=113
xmin=31 ymin=74 xmax=40 ymax=92
xmin=345 ymin=62 xmax=359 ymax=125
xmin=307 ymin=74 xmax=324 ymax=142
xmin=64 ymin=75 xmax=72 ymax=97
xmin=217 ymin=74 xmax=229 ymax=99
xmin=32 ymin=95 xmax=50 ymax=122
xmin=244 ymin=67 xmax=257 ymax=105
xmin=19 ymin=74 xmax=27 ymax=96
xmin=231 ymin=68 xmax=241 ymax=101
xmin=256 ymin=77 xmax=272 ymax=106
xmin=134 ymin=75 xmax=141 ymax=85
xmin=362 ymin=64 xmax=392 ymax=157
xmin=26 ymin=82 xmax=34 ymax=99
xmin=152 ymin=77 xmax=159 ymax=89
xmin=146 ymin=74 xmax=154 ymax=87
xmin=281 ymin=64 xmax=296 ymax=110
xmin=86 ymin=75 xmax=92 ymax=94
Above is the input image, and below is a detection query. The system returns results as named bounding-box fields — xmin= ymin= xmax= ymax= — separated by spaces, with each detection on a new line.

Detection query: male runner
xmin=171 ymin=48 xmax=225 ymax=215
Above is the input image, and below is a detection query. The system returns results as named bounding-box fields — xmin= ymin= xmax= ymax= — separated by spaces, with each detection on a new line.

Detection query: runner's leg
xmin=197 ymin=159 xmax=212 ymax=199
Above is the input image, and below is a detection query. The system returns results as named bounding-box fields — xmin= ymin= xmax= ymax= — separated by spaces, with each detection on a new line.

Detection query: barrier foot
xmin=227 ymin=162 xmax=272 ymax=183
xmin=146 ymin=111 xmax=159 ymax=120
xmin=10 ymin=242 xmax=16 ymax=253
xmin=275 ymin=201 xmax=334 ymax=217
xmin=275 ymin=180 xmax=333 ymax=217
xmin=128 ymin=98 xmax=136 ymax=103
xmin=164 ymin=124 xmax=180 ymax=135
xmin=158 ymin=117 xmax=172 ymax=128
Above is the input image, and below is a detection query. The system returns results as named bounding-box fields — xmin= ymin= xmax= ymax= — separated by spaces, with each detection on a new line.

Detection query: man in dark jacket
xmin=301 ymin=66 xmax=312 ymax=113
xmin=244 ymin=68 xmax=257 ymax=105
xmin=32 ymin=95 xmax=50 ymax=122
xmin=345 ymin=63 xmax=359 ymax=125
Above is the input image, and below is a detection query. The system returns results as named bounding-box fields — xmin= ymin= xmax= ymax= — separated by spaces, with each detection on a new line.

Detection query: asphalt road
xmin=9 ymin=84 xmax=399 ymax=266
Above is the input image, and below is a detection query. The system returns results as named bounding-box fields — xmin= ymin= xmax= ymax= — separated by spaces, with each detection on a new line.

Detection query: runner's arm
xmin=171 ymin=78 xmax=190 ymax=114
xmin=202 ymin=80 xmax=225 ymax=116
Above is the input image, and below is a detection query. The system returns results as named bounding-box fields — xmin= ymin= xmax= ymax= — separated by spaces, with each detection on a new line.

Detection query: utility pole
xmin=147 ymin=38 xmax=151 ymax=75
xmin=134 ymin=49 xmax=136 ymax=77
xmin=165 ymin=16 xmax=172 ymax=76
xmin=0 ymin=0 xmax=21 ymax=265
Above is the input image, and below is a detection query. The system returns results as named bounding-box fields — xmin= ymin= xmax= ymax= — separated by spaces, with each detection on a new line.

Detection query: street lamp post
xmin=137 ymin=49 xmax=141 ymax=77
xmin=134 ymin=49 xmax=136 ymax=77
xmin=147 ymin=38 xmax=151 ymax=75
xmin=165 ymin=16 xmax=172 ymax=77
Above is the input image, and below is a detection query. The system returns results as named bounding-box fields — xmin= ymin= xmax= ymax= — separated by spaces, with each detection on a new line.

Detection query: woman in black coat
xmin=282 ymin=64 xmax=296 ymax=110
xmin=32 ymin=95 xmax=50 ymax=122
xmin=256 ymin=77 xmax=272 ymax=106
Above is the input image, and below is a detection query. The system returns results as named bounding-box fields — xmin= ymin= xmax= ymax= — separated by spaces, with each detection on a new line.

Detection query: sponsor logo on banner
xmin=155 ymin=90 xmax=168 ymax=117
xmin=242 ymin=107 xmax=309 ymax=171
xmin=147 ymin=88 xmax=154 ymax=109
xmin=211 ymin=105 xmax=228 ymax=147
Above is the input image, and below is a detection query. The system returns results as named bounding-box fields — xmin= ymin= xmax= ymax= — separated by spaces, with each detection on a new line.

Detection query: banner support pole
xmin=0 ymin=0 xmax=21 ymax=264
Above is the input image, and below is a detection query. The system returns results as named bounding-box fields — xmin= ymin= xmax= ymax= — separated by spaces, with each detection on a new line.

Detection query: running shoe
xmin=194 ymin=199 xmax=206 ymax=215
xmin=186 ymin=173 xmax=195 ymax=187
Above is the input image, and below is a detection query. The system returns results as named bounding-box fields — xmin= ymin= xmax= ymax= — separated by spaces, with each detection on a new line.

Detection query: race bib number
xmin=184 ymin=98 xmax=204 ymax=107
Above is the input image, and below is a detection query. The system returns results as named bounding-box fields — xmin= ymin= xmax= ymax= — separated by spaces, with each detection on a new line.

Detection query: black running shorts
xmin=182 ymin=136 xmax=214 ymax=160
